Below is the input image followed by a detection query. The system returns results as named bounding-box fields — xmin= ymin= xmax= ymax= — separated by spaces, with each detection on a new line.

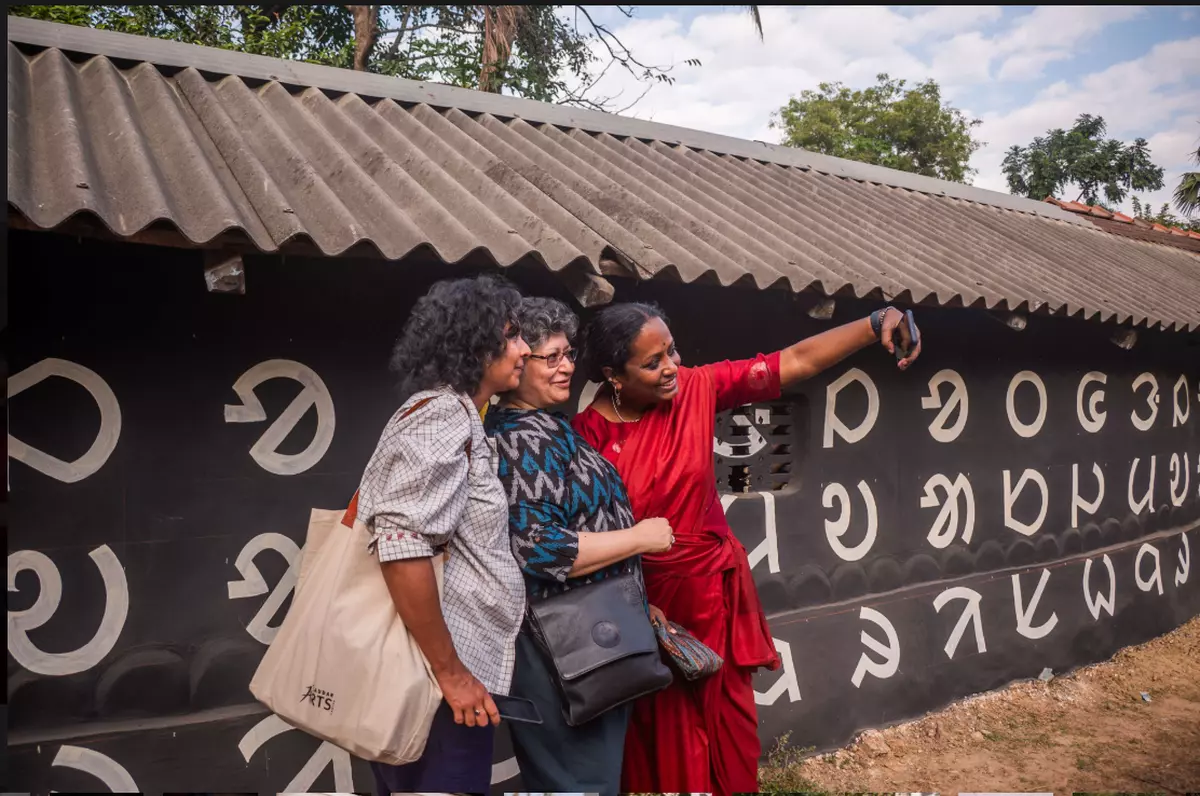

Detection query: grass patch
xmin=758 ymin=732 xmax=821 ymax=793
xmin=1076 ymin=755 xmax=1097 ymax=771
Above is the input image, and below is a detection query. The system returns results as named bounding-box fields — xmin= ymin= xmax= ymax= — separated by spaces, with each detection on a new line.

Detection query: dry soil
xmin=759 ymin=615 xmax=1200 ymax=795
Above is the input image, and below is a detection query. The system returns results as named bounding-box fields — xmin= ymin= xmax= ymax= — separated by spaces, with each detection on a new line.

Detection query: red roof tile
xmin=1045 ymin=198 xmax=1200 ymax=255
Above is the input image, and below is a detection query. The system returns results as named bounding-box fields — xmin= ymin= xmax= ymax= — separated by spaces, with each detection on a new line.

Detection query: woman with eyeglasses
xmin=354 ymin=274 xmax=530 ymax=794
xmin=484 ymin=297 xmax=674 ymax=796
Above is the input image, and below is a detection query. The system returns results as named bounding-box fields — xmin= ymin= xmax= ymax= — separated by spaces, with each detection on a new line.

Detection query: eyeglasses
xmin=527 ymin=347 xmax=578 ymax=369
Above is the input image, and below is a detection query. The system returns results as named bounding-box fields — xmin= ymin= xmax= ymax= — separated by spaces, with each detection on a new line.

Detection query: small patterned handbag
xmin=653 ymin=619 xmax=724 ymax=681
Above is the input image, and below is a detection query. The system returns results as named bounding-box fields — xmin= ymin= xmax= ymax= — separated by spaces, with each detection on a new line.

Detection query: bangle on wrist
xmin=869 ymin=307 xmax=895 ymax=339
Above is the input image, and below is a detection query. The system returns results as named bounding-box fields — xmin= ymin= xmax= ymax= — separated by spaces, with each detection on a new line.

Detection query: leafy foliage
xmin=9 ymin=4 xmax=763 ymax=111
xmin=770 ymin=73 xmax=983 ymax=183
xmin=1131 ymin=196 xmax=1200 ymax=233
xmin=1172 ymin=128 xmax=1200 ymax=219
xmin=756 ymin=731 xmax=821 ymax=793
xmin=11 ymin=5 xmax=357 ymax=62
xmin=1001 ymin=114 xmax=1165 ymax=206
xmin=1175 ymin=170 xmax=1200 ymax=219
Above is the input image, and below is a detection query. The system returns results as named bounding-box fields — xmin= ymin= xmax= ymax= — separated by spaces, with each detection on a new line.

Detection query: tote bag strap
xmin=344 ymin=392 xmax=478 ymax=531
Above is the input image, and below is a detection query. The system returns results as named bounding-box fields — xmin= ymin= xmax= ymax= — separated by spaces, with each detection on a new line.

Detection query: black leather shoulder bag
xmin=526 ymin=567 xmax=673 ymax=726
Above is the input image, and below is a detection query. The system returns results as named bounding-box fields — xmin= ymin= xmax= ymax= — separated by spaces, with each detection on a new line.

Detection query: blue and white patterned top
xmin=485 ymin=406 xmax=639 ymax=602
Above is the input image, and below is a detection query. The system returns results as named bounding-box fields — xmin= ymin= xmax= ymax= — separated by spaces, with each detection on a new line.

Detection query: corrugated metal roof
xmin=8 ymin=18 xmax=1200 ymax=332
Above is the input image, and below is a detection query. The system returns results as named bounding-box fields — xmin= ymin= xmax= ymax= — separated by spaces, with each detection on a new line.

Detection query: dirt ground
xmin=760 ymin=615 xmax=1200 ymax=795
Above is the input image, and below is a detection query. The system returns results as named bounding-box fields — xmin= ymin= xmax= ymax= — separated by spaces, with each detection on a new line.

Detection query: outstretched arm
xmin=779 ymin=307 xmax=921 ymax=387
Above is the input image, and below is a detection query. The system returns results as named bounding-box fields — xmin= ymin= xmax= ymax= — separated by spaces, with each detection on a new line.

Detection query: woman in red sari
xmin=572 ymin=302 xmax=922 ymax=796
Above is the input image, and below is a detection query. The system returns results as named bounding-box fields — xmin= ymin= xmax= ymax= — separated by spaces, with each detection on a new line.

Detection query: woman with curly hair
xmin=572 ymin=302 xmax=922 ymax=796
xmin=352 ymin=273 xmax=531 ymax=794
xmin=484 ymin=297 xmax=674 ymax=795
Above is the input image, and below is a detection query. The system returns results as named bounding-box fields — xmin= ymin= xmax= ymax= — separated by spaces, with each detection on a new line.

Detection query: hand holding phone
xmin=892 ymin=309 xmax=919 ymax=360
xmin=490 ymin=693 xmax=543 ymax=724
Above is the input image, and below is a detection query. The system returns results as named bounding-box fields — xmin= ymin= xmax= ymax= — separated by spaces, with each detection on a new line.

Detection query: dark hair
xmin=516 ymin=296 xmax=579 ymax=350
xmin=580 ymin=302 xmax=670 ymax=382
xmin=390 ymin=274 xmax=523 ymax=402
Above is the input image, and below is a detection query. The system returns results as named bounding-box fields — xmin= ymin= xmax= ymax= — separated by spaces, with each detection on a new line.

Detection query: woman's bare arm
xmin=568 ymin=518 xmax=673 ymax=576
xmin=779 ymin=309 xmax=921 ymax=387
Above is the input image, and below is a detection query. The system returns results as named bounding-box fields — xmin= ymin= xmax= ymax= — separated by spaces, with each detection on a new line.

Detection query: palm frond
xmin=1174 ymin=171 xmax=1200 ymax=218
xmin=746 ymin=5 xmax=763 ymax=39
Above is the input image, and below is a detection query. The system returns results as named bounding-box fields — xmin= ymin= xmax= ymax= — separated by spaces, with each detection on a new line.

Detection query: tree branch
xmin=480 ymin=5 xmax=524 ymax=93
xmin=382 ymin=22 xmax=477 ymax=37
xmin=614 ymin=84 xmax=654 ymax=114
xmin=159 ymin=6 xmax=200 ymax=41
xmin=383 ymin=6 xmax=413 ymax=61
xmin=575 ymin=5 xmax=675 ymax=80
xmin=346 ymin=5 xmax=380 ymax=71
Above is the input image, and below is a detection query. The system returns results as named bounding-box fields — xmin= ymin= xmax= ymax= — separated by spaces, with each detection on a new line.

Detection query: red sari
xmin=572 ymin=352 xmax=783 ymax=796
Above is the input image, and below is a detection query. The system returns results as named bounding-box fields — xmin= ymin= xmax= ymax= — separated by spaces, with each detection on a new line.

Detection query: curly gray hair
xmin=516 ymin=296 xmax=579 ymax=351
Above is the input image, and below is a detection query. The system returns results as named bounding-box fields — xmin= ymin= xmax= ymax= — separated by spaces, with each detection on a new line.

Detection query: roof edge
xmin=7 ymin=16 xmax=1089 ymax=227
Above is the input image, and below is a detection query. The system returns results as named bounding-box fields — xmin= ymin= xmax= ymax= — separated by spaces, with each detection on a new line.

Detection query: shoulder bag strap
xmin=342 ymin=396 xmax=437 ymax=528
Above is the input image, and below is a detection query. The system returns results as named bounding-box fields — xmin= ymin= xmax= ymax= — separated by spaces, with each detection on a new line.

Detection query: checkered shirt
xmin=356 ymin=387 xmax=526 ymax=695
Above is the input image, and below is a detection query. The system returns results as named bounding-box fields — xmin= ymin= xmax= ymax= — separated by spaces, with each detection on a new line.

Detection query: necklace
xmin=611 ymin=390 xmax=640 ymax=423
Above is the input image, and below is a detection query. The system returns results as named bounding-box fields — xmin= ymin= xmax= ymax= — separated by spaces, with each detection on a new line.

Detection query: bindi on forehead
xmin=632 ymin=318 xmax=671 ymax=347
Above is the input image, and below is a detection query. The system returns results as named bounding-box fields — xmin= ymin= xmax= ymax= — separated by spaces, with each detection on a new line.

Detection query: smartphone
xmin=490 ymin=693 xmax=543 ymax=724
xmin=893 ymin=309 xmax=919 ymax=359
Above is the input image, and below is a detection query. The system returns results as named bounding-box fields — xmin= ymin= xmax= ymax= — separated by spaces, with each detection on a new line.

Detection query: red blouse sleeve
xmin=703 ymin=350 xmax=783 ymax=413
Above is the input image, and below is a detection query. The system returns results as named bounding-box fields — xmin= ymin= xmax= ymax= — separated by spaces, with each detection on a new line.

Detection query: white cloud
xmin=993 ymin=6 xmax=1144 ymax=69
xmin=561 ymin=6 xmax=1198 ymax=215
xmin=972 ymin=36 xmax=1200 ymax=209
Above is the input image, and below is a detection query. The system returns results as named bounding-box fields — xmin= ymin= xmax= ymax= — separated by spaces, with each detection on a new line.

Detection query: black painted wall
xmin=6 ymin=230 xmax=1200 ymax=793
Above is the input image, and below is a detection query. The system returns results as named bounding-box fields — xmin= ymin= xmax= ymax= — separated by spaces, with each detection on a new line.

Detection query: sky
xmin=563 ymin=5 xmax=1200 ymax=216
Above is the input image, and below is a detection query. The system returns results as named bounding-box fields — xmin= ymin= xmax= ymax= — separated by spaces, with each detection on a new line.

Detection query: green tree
xmin=1131 ymin=196 xmax=1200 ymax=233
xmin=769 ymin=73 xmax=983 ymax=183
xmin=9 ymin=5 xmax=764 ymax=110
xmin=1002 ymin=114 xmax=1165 ymax=206
xmin=1172 ymin=128 xmax=1200 ymax=219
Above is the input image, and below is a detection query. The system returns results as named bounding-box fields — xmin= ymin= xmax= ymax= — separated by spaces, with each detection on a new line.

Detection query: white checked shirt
xmin=356 ymin=387 xmax=526 ymax=695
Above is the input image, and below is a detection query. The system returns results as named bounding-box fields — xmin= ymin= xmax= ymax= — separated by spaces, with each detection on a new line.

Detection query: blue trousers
xmin=369 ymin=701 xmax=495 ymax=794
xmin=508 ymin=630 xmax=632 ymax=796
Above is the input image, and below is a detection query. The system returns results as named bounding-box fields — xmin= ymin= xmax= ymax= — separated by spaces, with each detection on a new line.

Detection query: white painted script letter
xmin=1082 ymin=555 xmax=1116 ymax=620
xmin=922 ymin=369 xmax=968 ymax=443
xmin=932 ymin=587 xmax=986 ymax=659
xmin=1130 ymin=373 xmax=1159 ymax=432
xmin=1012 ymin=569 xmax=1058 ymax=639
xmin=1135 ymin=543 xmax=1164 ymax=596
xmin=1006 ymin=371 xmax=1047 ymax=438
xmin=823 ymin=368 xmax=879 ymax=448
xmin=823 ymin=481 xmax=878 ymax=562
xmin=851 ymin=606 xmax=900 ymax=687
xmin=1076 ymin=371 xmax=1107 ymax=434
xmin=1072 ymin=462 xmax=1105 ymax=528
xmin=1004 ymin=469 xmax=1049 ymax=536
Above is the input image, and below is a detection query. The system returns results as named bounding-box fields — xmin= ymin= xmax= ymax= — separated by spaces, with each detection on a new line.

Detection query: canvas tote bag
xmin=250 ymin=397 xmax=458 ymax=765
xmin=249 ymin=500 xmax=445 ymax=764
